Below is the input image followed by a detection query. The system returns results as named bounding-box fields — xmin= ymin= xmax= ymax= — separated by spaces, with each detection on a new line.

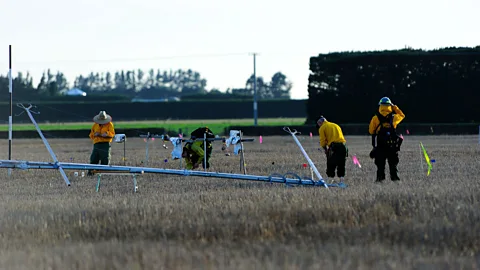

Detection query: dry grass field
xmin=0 ymin=134 xmax=480 ymax=269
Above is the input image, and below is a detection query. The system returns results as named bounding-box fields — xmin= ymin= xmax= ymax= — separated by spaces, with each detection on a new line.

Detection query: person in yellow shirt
xmin=368 ymin=97 xmax=405 ymax=182
xmin=182 ymin=127 xmax=215 ymax=169
xmin=317 ymin=116 xmax=347 ymax=183
xmin=87 ymin=111 xmax=115 ymax=175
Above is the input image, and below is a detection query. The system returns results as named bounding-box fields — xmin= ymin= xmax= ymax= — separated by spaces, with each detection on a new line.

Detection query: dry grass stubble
xmin=0 ymin=135 xmax=480 ymax=269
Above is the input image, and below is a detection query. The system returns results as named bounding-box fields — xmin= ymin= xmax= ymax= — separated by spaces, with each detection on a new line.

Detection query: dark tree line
xmin=307 ymin=46 xmax=480 ymax=124
xmin=0 ymin=68 xmax=292 ymax=101
xmin=73 ymin=69 xmax=208 ymax=98
xmin=229 ymin=72 xmax=291 ymax=99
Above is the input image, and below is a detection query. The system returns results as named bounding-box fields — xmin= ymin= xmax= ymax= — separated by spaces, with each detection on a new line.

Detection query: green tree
xmin=37 ymin=72 xmax=47 ymax=95
xmin=104 ymin=72 xmax=113 ymax=90
xmin=269 ymin=72 xmax=291 ymax=99
xmin=246 ymin=75 xmax=271 ymax=99
xmin=125 ymin=71 xmax=136 ymax=91
xmin=307 ymin=47 xmax=480 ymax=123
xmin=48 ymin=81 xmax=58 ymax=96
xmin=136 ymin=69 xmax=145 ymax=90
xmin=114 ymin=71 xmax=126 ymax=91
xmin=46 ymin=69 xmax=54 ymax=85
xmin=145 ymin=69 xmax=155 ymax=89
xmin=55 ymin=72 xmax=69 ymax=91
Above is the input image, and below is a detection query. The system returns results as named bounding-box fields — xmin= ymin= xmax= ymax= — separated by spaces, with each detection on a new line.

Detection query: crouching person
xmin=87 ymin=111 xmax=115 ymax=176
xmin=182 ymin=127 xmax=215 ymax=169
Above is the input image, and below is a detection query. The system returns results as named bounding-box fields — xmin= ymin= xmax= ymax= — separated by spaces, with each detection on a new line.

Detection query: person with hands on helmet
xmin=369 ymin=97 xmax=405 ymax=182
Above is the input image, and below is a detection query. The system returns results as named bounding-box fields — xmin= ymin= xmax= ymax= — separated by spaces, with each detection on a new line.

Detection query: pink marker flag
xmin=152 ymin=137 xmax=155 ymax=141
xmin=309 ymin=132 xmax=313 ymax=138
xmin=406 ymin=129 xmax=410 ymax=135
xmin=352 ymin=155 xmax=362 ymax=168
xmin=399 ymin=134 xmax=404 ymax=140
xmin=179 ymin=134 xmax=183 ymax=139
xmin=259 ymin=135 xmax=263 ymax=144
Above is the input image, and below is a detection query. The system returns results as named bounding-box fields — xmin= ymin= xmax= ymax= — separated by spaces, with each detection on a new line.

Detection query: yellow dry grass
xmin=0 ymin=135 xmax=479 ymax=269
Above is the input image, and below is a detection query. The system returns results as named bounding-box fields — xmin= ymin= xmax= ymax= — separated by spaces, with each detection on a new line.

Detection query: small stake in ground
xmin=94 ymin=170 xmax=143 ymax=193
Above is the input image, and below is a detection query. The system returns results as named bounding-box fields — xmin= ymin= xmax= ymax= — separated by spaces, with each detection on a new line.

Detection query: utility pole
xmin=251 ymin=53 xmax=258 ymax=126
xmin=8 ymin=45 xmax=13 ymax=176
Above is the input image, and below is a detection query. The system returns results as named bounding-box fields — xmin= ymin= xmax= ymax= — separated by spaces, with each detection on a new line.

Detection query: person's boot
xmin=203 ymin=158 xmax=211 ymax=169
xmin=391 ymin=172 xmax=400 ymax=181
xmin=376 ymin=171 xmax=385 ymax=182
xmin=390 ymin=166 xmax=400 ymax=181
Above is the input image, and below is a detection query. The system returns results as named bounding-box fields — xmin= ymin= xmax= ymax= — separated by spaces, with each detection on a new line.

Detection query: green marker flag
xmin=420 ymin=142 xmax=433 ymax=176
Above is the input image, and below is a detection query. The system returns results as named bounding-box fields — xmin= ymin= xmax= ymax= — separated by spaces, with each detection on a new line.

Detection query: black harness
xmin=372 ymin=111 xmax=403 ymax=150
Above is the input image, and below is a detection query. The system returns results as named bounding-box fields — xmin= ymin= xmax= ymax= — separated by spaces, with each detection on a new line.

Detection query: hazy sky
xmin=1 ymin=0 xmax=478 ymax=99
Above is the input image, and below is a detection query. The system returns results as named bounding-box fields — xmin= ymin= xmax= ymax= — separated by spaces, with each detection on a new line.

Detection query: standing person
xmin=369 ymin=97 xmax=405 ymax=182
xmin=87 ymin=111 xmax=115 ymax=175
xmin=317 ymin=116 xmax=348 ymax=183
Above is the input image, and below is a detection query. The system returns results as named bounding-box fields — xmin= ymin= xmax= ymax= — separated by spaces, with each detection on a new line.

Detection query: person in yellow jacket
xmin=182 ymin=141 xmax=208 ymax=169
xmin=181 ymin=127 xmax=214 ymax=170
xmin=87 ymin=111 xmax=115 ymax=175
xmin=317 ymin=116 xmax=348 ymax=183
xmin=369 ymin=97 xmax=405 ymax=182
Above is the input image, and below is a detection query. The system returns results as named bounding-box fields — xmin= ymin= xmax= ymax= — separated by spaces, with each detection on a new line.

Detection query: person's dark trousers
xmin=326 ymin=142 xmax=347 ymax=178
xmin=374 ymin=147 xmax=400 ymax=181
xmin=87 ymin=142 xmax=111 ymax=175
xmin=201 ymin=143 xmax=213 ymax=169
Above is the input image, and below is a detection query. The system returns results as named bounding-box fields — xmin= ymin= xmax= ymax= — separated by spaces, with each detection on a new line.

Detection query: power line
xmin=1 ymin=52 xmax=252 ymax=65
xmin=250 ymin=53 xmax=259 ymax=126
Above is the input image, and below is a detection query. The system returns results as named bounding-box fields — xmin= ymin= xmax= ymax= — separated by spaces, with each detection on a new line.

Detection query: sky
xmin=0 ymin=0 xmax=478 ymax=99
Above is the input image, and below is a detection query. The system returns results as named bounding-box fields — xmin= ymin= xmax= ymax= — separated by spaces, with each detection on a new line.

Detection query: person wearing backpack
xmin=368 ymin=97 xmax=405 ymax=182
xmin=317 ymin=116 xmax=348 ymax=183
xmin=182 ymin=127 xmax=215 ymax=169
